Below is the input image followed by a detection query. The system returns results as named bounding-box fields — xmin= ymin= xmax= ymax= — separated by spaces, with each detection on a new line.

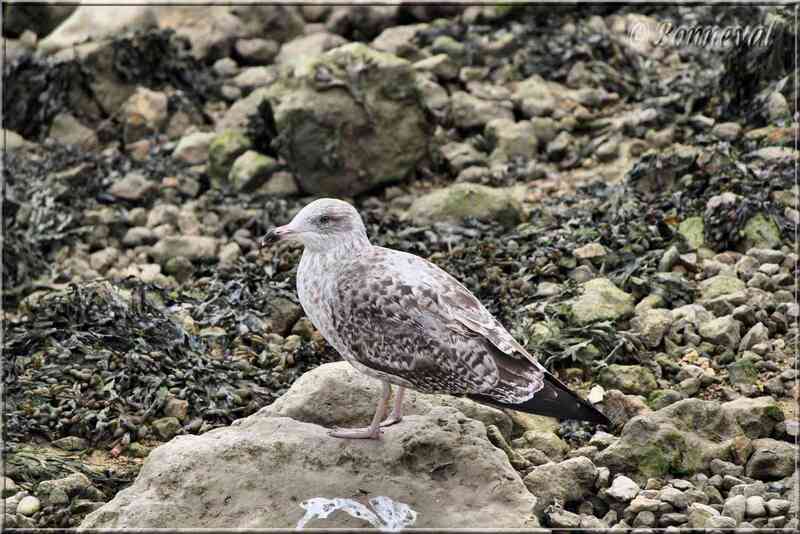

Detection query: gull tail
xmin=469 ymin=372 xmax=610 ymax=426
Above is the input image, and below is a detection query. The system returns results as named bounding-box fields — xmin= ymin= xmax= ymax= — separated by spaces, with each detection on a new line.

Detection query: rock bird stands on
xmin=261 ymin=199 xmax=609 ymax=439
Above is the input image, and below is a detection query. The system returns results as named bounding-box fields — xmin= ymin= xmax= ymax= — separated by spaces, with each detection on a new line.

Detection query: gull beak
xmin=259 ymin=225 xmax=295 ymax=249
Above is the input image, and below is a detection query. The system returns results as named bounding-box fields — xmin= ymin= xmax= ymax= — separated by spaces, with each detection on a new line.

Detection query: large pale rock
xmin=407 ymin=183 xmax=524 ymax=227
xmin=39 ymin=6 xmax=157 ymax=55
xmin=80 ymin=407 xmax=538 ymax=528
xmin=260 ymin=362 xmax=513 ymax=439
xmin=237 ymin=42 xmax=428 ymax=196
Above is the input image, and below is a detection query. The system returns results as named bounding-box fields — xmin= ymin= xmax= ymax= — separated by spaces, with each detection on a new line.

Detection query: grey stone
xmin=723 ymin=493 xmax=746 ymax=524
xmin=765 ymin=498 xmax=790 ymax=516
xmin=687 ymin=502 xmax=720 ymax=528
xmin=570 ymin=278 xmax=634 ymax=324
xmin=599 ymin=365 xmax=657 ymax=396
xmin=607 ymin=475 xmax=640 ymax=501
xmin=746 ymin=438 xmax=797 ymax=480
xmin=658 ymin=486 xmax=688 ymax=509
xmin=739 ymin=323 xmax=769 ymax=352
xmin=407 ymin=183 xmax=523 ymax=228
xmin=151 ymin=236 xmax=219 ymax=262
xmin=745 ymin=495 xmax=767 ymax=517
xmin=109 ymin=172 xmax=156 ymax=201
xmin=523 ymin=457 xmax=597 ymax=517
xmin=228 ymin=151 xmax=280 ymax=193
xmin=699 ymin=275 xmax=745 ymax=301
xmin=52 ymin=436 xmax=89 ymax=451
xmin=173 ymin=132 xmax=216 ymax=165
xmin=81 ymin=407 xmax=539 ymax=528
xmin=697 ymin=315 xmax=741 ymax=349
xmin=235 ymin=38 xmax=279 ymax=65
xmin=151 ymin=417 xmax=181 ymax=440
xmin=451 ymin=91 xmax=514 ymax=129
xmin=16 ymin=496 xmax=40 ymax=516
xmin=627 ymin=495 xmax=662 ymax=513
xmin=633 ymin=309 xmax=673 ymax=348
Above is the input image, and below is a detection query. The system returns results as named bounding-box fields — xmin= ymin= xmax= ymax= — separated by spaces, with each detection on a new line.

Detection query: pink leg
xmin=329 ymin=381 xmax=392 ymax=440
xmin=379 ymin=386 xmax=405 ymax=427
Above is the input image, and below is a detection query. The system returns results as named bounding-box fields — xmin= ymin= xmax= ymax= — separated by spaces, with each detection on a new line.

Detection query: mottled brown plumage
xmin=261 ymin=198 xmax=608 ymax=439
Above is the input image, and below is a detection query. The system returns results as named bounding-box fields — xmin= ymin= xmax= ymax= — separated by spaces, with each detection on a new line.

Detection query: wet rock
xmin=370 ymin=23 xmax=428 ymax=60
xmin=407 ymin=183 xmax=523 ymax=227
xmin=173 ymin=132 xmax=216 ymax=165
xmin=109 ymin=171 xmax=158 ymax=203
xmin=265 ymin=43 xmax=429 ymax=196
xmin=574 ymin=243 xmax=607 ymax=261
xmin=596 ymin=397 xmax=782 ymax=483
xmin=275 ymin=32 xmax=347 ymax=67
xmin=261 ymin=362 xmax=513 ymax=439
xmin=739 ymin=322 xmax=770 ymax=352
xmin=719 ymin=396 xmax=784 ymax=438
xmin=122 ymin=87 xmax=169 ymax=143
xmin=3 ymin=129 xmax=34 ymax=151
xmin=687 ymin=502 xmax=721 ymax=528
xmin=413 ymin=54 xmax=459 ymax=81
xmin=89 ymin=248 xmax=119 ymax=274
xmin=745 ymin=438 xmax=797 ymax=480
xmin=163 ymin=398 xmax=189 ymax=421
xmin=678 ymin=217 xmax=704 ymax=250
xmin=570 ymin=278 xmax=634 ymax=324
xmin=523 ymin=457 xmax=597 ymax=517
xmin=39 ymin=5 xmax=157 ymax=55
xmin=599 ymin=365 xmax=657 ymax=396
xmin=52 ymin=436 xmax=89 ymax=451
xmin=746 ymin=495 xmax=767 ymax=517
xmin=451 ymin=91 xmax=514 ymax=129
xmin=49 ymin=112 xmax=97 ymax=148
xmin=712 ymin=122 xmax=742 ymax=141
xmin=208 ymin=131 xmax=253 ymax=187
xmin=740 ymin=213 xmax=782 ymax=251
xmin=152 ymin=417 xmax=182 ymax=440
xmin=607 ymin=475 xmax=640 ymax=502
xmin=514 ymin=431 xmax=569 ymax=461
xmin=440 ymin=142 xmax=487 ymax=173
xmin=632 ymin=309 xmax=672 ymax=348
xmin=16 ymin=496 xmax=40 ymax=517
xmin=122 ymin=227 xmax=157 ymax=247
xmin=229 ymin=151 xmax=281 ymax=193
xmin=698 ymin=315 xmax=741 ymax=349
xmin=37 ymin=473 xmax=91 ymax=506
xmin=723 ymin=493 xmax=747 ymax=523
xmin=2 ymin=477 xmax=19 ymax=498
xmin=485 ymin=118 xmax=538 ymax=161
xmin=81 ymin=407 xmax=538 ymax=528
xmin=151 ymin=236 xmax=219 ymax=262
xmin=235 ymin=38 xmax=279 ymax=65
xmin=699 ymin=275 xmax=746 ymax=301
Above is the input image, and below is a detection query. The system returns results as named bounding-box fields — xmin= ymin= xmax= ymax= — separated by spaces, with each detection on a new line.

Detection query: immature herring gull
xmin=261 ymin=198 xmax=609 ymax=439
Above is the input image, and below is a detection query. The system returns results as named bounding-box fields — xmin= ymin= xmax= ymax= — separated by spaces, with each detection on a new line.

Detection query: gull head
xmin=260 ymin=198 xmax=369 ymax=253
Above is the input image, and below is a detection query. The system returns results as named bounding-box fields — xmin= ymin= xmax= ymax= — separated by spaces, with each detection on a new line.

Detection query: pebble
xmin=745 ymin=495 xmax=766 ymax=517
xmin=16 ymin=495 xmax=41 ymax=516
xmin=607 ymin=475 xmax=640 ymax=501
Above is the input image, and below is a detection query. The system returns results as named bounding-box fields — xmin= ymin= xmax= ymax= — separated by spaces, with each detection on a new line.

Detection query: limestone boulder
xmin=81 ymin=407 xmax=538 ymax=528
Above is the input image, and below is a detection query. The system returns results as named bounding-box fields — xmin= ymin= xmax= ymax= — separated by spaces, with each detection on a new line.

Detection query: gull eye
xmin=318 ymin=215 xmax=331 ymax=225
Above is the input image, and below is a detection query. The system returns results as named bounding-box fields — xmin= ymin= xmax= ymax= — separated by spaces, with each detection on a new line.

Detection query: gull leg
xmin=379 ymin=386 xmax=405 ymax=428
xmin=329 ymin=381 xmax=392 ymax=440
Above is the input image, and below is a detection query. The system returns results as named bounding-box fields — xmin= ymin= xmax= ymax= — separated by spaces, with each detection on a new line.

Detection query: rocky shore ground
xmin=2 ymin=2 xmax=797 ymax=530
